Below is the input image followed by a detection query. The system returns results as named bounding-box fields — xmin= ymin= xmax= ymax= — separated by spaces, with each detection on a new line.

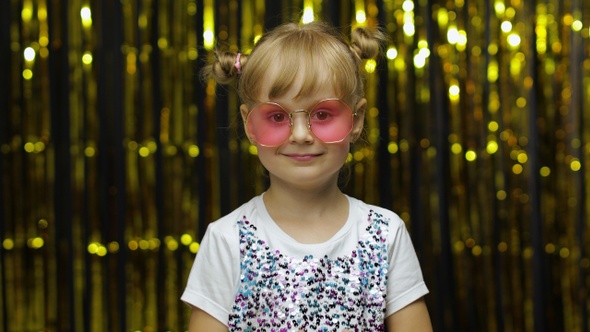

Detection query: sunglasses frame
xmin=245 ymin=98 xmax=357 ymax=147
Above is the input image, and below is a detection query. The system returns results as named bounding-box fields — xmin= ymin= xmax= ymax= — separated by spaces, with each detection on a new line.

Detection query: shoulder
xmin=347 ymin=196 xmax=412 ymax=250
xmin=203 ymin=195 xmax=261 ymax=240
xmin=348 ymin=196 xmax=406 ymax=230
xmin=182 ymin=198 xmax=264 ymax=325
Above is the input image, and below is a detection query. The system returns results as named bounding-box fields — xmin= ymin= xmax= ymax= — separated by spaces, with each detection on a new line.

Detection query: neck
xmin=263 ymin=178 xmax=347 ymax=225
xmin=262 ymin=171 xmax=351 ymax=244
xmin=265 ymin=175 xmax=343 ymax=207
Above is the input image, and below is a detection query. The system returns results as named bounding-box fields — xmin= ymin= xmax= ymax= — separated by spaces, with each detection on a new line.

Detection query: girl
xmin=182 ymin=21 xmax=432 ymax=331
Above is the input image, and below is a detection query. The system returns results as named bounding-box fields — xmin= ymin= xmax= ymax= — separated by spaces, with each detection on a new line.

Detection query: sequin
xmin=228 ymin=210 xmax=390 ymax=331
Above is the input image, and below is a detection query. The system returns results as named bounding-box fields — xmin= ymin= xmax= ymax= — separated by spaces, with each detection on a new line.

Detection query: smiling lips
xmin=283 ymin=153 xmax=322 ymax=161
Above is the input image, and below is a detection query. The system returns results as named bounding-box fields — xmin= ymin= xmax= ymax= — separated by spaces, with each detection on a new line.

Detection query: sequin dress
xmin=228 ymin=210 xmax=389 ymax=331
xmin=181 ymin=195 xmax=429 ymax=332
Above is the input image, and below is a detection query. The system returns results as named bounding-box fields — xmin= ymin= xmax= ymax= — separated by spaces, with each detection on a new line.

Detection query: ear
xmin=240 ymin=104 xmax=250 ymax=122
xmin=240 ymin=104 xmax=254 ymax=143
xmin=350 ymin=98 xmax=366 ymax=143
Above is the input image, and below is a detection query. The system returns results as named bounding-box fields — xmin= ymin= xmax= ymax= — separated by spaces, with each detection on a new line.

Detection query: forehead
xmin=258 ymin=65 xmax=338 ymax=105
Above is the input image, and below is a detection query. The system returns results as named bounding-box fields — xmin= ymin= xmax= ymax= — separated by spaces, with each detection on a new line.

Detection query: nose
xmin=289 ymin=111 xmax=313 ymax=144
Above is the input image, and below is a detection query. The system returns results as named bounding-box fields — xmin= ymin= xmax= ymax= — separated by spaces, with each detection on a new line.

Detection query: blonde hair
xmin=202 ymin=21 xmax=387 ymax=106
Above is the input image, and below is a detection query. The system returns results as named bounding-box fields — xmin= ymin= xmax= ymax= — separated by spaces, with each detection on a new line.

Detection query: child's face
xmin=241 ymin=72 xmax=366 ymax=190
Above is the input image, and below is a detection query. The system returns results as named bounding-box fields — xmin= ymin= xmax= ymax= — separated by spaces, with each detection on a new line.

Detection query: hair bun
xmin=350 ymin=26 xmax=388 ymax=60
xmin=201 ymin=51 xmax=247 ymax=84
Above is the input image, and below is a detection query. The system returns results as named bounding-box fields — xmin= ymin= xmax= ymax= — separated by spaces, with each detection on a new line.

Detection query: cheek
xmin=254 ymin=147 xmax=276 ymax=167
xmin=332 ymin=143 xmax=352 ymax=163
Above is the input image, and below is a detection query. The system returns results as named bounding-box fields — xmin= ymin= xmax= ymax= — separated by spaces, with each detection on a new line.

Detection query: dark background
xmin=1 ymin=0 xmax=589 ymax=331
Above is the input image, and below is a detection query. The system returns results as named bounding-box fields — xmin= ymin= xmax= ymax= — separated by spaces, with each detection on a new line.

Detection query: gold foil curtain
xmin=0 ymin=0 xmax=589 ymax=331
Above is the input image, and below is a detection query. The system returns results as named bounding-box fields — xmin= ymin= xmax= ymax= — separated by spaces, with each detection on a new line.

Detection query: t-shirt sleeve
xmin=384 ymin=213 xmax=429 ymax=317
xmin=181 ymin=220 xmax=240 ymax=326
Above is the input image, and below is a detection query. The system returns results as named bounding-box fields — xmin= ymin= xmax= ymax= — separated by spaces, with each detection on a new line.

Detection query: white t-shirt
xmin=181 ymin=194 xmax=428 ymax=330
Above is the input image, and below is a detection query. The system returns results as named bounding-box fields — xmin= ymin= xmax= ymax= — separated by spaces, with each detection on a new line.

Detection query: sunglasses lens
xmin=307 ymin=99 xmax=354 ymax=143
xmin=247 ymin=103 xmax=291 ymax=147
xmin=246 ymin=99 xmax=354 ymax=147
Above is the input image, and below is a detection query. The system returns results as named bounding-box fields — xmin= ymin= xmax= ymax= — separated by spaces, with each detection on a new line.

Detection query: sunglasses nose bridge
xmin=289 ymin=109 xmax=311 ymax=129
